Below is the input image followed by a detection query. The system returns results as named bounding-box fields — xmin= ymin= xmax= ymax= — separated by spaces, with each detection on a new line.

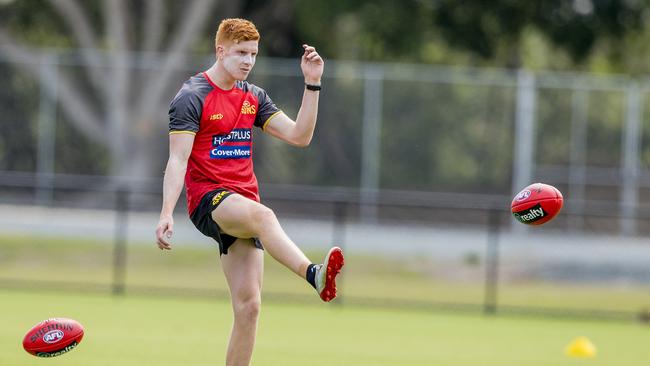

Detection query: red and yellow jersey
xmin=168 ymin=72 xmax=281 ymax=216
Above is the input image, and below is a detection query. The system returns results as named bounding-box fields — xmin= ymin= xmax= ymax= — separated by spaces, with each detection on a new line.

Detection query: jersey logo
xmin=209 ymin=113 xmax=223 ymax=121
xmin=212 ymin=129 xmax=251 ymax=146
xmin=210 ymin=146 xmax=251 ymax=159
xmin=241 ymin=101 xmax=256 ymax=115
xmin=210 ymin=128 xmax=252 ymax=160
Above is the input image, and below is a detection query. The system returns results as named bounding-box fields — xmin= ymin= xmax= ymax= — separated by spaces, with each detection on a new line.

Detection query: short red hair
xmin=215 ymin=18 xmax=260 ymax=48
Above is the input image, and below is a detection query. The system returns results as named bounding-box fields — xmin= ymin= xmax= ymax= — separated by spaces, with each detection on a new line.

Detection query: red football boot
xmin=315 ymin=246 xmax=345 ymax=302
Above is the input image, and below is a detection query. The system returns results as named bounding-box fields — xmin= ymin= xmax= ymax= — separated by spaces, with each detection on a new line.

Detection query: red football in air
xmin=511 ymin=183 xmax=563 ymax=225
xmin=23 ymin=318 xmax=84 ymax=357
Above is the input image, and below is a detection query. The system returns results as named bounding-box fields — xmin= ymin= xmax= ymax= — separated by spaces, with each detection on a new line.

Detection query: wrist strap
xmin=305 ymin=83 xmax=321 ymax=91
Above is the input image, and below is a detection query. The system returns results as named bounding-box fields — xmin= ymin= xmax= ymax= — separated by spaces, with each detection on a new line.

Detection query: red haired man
xmin=155 ymin=18 xmax=344 ymax=366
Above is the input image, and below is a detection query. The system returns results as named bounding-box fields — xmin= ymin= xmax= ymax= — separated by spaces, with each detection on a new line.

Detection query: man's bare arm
xmin=263 ymin=44 xmax=323 ymax=147
xmin=155 ymin=133 xmax=195 ymax=249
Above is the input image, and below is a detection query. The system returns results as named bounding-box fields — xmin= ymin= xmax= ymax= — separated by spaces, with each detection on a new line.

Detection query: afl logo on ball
xmin=514 ymin=189 xmax=531 ymax=202
xmin=43 ymin=330 xmax=64 ymax=344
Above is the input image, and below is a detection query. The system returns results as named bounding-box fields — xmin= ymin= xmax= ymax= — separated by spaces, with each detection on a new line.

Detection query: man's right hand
xmin=155 ymin=215 xmax=174 ymax=250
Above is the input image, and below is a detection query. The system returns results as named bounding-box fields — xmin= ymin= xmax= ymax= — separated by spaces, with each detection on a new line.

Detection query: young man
xmin=154 ymin=18 xmax=344 ymax=365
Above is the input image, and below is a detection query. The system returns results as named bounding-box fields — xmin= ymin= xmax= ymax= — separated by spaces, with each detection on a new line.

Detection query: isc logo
xmin=209 ymin=114 xmax=223 ymax=120
xmin=43 ymin=330 xmax=64 ymax=344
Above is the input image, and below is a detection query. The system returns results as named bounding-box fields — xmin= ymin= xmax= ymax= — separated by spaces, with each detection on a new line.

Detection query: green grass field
xmin=1 ymin=289 xmax=649 ymax=366
xmin=1 ymin=233 xmax=649 ymax=314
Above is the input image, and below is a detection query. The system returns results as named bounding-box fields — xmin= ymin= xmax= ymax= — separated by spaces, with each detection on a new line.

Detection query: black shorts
xmin=190 ymin=189 xmax=264 ymax=255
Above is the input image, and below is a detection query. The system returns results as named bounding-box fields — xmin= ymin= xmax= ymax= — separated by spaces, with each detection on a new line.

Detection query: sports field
xmin=1 ymin=233 xmax=649 ymax=365
xmin=1 ymin=233 xmax=649 ymax=313
xmin=1 ymin=288 xmax=648 ymax=366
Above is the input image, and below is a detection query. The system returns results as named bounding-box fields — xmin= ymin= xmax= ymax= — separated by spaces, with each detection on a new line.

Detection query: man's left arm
xmin=263 ymin=44 xmax=324 ymax=147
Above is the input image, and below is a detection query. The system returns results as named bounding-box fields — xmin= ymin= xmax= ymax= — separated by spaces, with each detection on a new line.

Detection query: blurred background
xmin=1 ymin=0 xmax=649 ymax=322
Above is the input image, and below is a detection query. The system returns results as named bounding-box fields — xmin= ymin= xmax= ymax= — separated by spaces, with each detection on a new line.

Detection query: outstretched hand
xmin=155 ymin=215 xmax=174 ymax=250
xmin=301 ymin=44 xmax=324 ymax=85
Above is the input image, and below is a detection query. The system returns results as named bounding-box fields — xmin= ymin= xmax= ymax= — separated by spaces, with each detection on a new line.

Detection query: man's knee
xmin=250 ymin=205 xmax=277 ymax=229
xmin=233 ymin=296 xmax=261 ymax=323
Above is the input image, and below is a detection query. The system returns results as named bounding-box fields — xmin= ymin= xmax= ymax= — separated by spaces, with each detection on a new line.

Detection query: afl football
xmin=23 ymin=318 xmax=84 ymax=357
xmin=511 ymin=183 xmax=563 ymax=225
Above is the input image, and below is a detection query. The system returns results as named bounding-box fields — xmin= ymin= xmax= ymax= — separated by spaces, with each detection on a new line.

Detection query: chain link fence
xmin=0 ymin=49 xmax=649 ymax=321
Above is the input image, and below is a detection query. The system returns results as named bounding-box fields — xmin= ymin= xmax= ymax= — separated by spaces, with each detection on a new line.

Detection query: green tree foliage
xmin=291 ymin=0 xmax=650 ymax=71
xmin=433 ymin=0 xmax=645 ymax=66
xmin=3 ymin=0 xmax=650 ymax=69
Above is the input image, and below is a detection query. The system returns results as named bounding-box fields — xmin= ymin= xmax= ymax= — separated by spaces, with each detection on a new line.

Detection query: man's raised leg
xmin=212 ymin=194 xmax=312 ymax=277
xmin=212 ymin=193 xmax=344 ymax=301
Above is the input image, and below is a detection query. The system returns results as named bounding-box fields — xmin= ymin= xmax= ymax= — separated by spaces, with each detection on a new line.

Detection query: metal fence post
xmin=35 ymin=54 xmax=58 ymax=206
xmin=621 ymin=83 xmax=642 ymax=235
xmin=568 ymin=88 xmax=588 ymax=231
xmin=511 ymin=70 xmax=536 ymax=233
xmin=360 ymin=65 xmax=383 ymax=223
xmin=112 ymin=187 xmax=129 ymax=295
xmin=484 ymin=209 xmax=500 ymax=315
xmin=332 ymin=200 xmax=347 ymax=305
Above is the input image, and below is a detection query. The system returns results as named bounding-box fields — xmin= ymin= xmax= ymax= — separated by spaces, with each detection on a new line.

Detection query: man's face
xmin=218 ymin=40 xmax=259 ymax=81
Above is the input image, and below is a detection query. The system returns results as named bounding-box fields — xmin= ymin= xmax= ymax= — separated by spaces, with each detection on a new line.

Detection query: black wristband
xmin=305 ymin=83 xmax=321 ymax=91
